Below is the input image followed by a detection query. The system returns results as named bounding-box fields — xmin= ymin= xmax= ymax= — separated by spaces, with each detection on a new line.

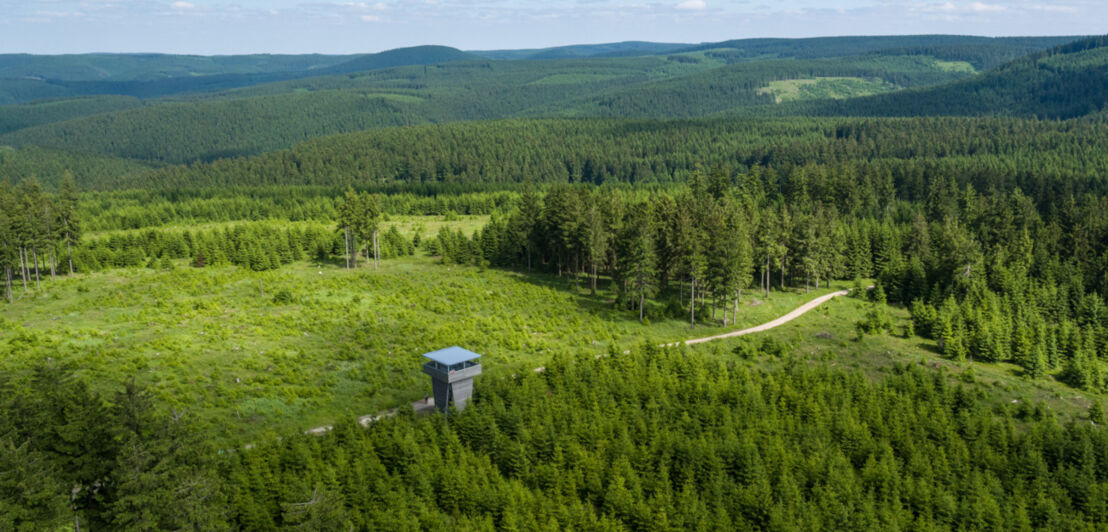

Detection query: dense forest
xmin=795 ymin=36 xmax=1108 ymax=119
xmin=110 ymin=116 xmax=1108 ymax=194
xmin=5 ymin=33 xmax=1108 ymax=531
xmin=4 ymin=345 xmax=1108 ymax=529
xmin=3 ymin=36 xmax=1090 ymax=165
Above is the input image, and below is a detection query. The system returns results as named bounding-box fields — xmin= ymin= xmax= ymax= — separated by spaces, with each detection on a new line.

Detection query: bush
xmin=272 ymin=289 xmax=296 ymax=304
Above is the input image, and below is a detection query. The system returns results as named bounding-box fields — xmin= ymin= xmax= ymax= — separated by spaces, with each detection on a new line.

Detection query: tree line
xmin=0 ymin=174 xmax=80 ymax=303
xmin=436 ymin=163 xmax=1107 ymax=391
xmin=108 ymin=117 xmax=1108 ymax=200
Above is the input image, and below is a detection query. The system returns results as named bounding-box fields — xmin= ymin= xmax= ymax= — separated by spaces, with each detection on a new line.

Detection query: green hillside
xmin=0 ymin=51 xmax=978 ymax=164
xmin=0 ymin=55 xmax=721 ymax=163
xmin=0 ymin=53 xmax=353 ymax=81
xmin=0 ymin=53 xmax=351 ymax=104
xmin=110 ymin=117 xmax=1108 ymax=197
xmin=680 ymin=35 xmax=1078 ymax=63
xmin=0 ymin=95 xmax=144 ymax=134
xmin=1 ymin=90 xmax=422 ymax=163
xmin=541 ymin=54 xmax=975 ymax=118
xmin=0 ymin=36 xmax=1094 ymax=166
xmin=0 ymin=145 xmax=151 ymax=187
xmin=320 ymin=45 xmax=477 ymax=73
xmin=0 ymin=47 xmax=476 ymax=105
xmin=473 ymin=41 xmax=690 ymax=60
xmin=798 ymin=35 xmax=1108 ymax=119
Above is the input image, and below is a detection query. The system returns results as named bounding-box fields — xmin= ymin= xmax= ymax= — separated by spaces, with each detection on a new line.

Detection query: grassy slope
xmin=0 ymin=250 xmax=844 ymax=444
xmin=756 ymin=77 xmax=898 ymax=103
xmin=689 ymin=295 xmax=1103 ymax=419
xmin=6 ymin=244 xmax=1102 ymax=445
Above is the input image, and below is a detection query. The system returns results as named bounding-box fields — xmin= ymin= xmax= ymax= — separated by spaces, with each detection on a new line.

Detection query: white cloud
xmin=360 ymin=14 xmax=380 ymax=21
xmin=171 ymin=1 xmax=195 ymax=9
xmin=968 ymin=2 xmax=1005 ymax=12
xmin=676 ymin=0 xmax=706 ymax=10
xmin=1029 ymin=4 xmax=1078 ymax=13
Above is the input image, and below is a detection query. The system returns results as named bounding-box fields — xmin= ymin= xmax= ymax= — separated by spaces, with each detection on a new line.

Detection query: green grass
xmin=687 ymin=295 xmax=1103 ymax=419
xmin=928 ymin=58 xmax=977 ymax=73
xmin=757 ymin=77 xmax=898 ymax=103
xmin=5 ymin=256 xmax=1101 ymax=446
xmin=84 ymin=214 xmax=491 ymax=240
xmin=383 ymin=214 xmax=489 ymax=237
xmin=0 ymin=255 xmax=841 ymax=445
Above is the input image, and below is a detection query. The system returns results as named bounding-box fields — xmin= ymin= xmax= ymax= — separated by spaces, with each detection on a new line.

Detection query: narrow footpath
xmin=303 ymin=288 xmax=854 ymax=436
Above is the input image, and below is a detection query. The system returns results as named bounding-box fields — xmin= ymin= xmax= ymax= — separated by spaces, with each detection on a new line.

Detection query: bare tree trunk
xmin=573 ymin=255 xmax=580 ymax=291
xmin=815 ymin=274 xmax=820 ymax=290
xmin=764 ymin=257 xmax=769 ymax=299
xmin=74 ymin=511 xmax=80 ymax=532
xmin=638 ymin=280 xmax=645 ymax=323
xmin=590 ymin=262 xmax=597 ymax=295
xmin=32 ymin=247 xmax=40 ymax=289
xmin=50 ymin=246 xmax=56 ymax=280
xmin=373 ymin=230 xmax=380 ymax=270
xmin=780 ymin=256 xmax=785 ymax=291
xmin=733 ymin=290 xmax=739 ymax=324
xmin=5 ymin=268 xmax=12 ymax=303
xmin=259 ymin=279 xmax=264 ymax=298
xmin=689 ymin=277 xmax=696 ymax=328
xmin=66 ymin=232 xmax=74 ymax=275
xmin=19 ymin=247 xmax=27 ymax=292
xmin=806 ymin=272 xmax=810 ymax=293
xmin=344 ymin=227 xmax=351 ymax=269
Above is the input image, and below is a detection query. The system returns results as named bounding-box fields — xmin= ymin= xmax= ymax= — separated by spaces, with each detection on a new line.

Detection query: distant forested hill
xmin=542 ymin=54 xmax=976 ymax=118
xmin=0 ymin=95 xmax=144 ymax=134
xmin=1 ymin=90 xmax=423 ymax=163
xmin=0 ymin=35 xmax=1094 ymax=166
xmin=472 ymin=41 xmax=690 ymax=60
xmin=0 ymin=145 xmax=151 ymax=187
xmin=0 ymin=50 xmax=993 ymax=164
xmin=678 ymin=35 xmax=1078 ymax=63
xmin=795 ymin=36 xmax=1108 ymax=119
xmin=0 ymin=46 xmax=476 ymax=104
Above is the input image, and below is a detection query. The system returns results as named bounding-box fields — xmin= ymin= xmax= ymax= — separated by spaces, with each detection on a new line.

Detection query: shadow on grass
xmin=492 ymin=263 xmax=814 ymax=331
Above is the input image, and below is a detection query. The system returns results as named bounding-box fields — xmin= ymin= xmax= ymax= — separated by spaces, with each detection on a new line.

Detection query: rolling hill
xmin=0 ymin=35 xmax=1096 ymax=168
xmin=0 ymin=46 xmax=477 ymax=105
xmin=796 ymin=35 xmax=1108 ymax=119
xmin=678 ymin=35 xmax=1079 ymax=64
xmin=0 ymin=47 xmax=995 ymax=164
xmin=472 ymin=41 xmax=690 ymax=60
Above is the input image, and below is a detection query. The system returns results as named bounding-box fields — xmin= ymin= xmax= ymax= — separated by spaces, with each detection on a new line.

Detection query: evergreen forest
xmin=3 ymin=33 xmax=1108 ymax=530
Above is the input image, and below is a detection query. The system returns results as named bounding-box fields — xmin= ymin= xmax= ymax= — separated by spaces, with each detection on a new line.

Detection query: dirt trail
xmin=681 ymin=289 xmax=850 ymax=345
xmin=303 ymin=289 xmax=855 ymax=437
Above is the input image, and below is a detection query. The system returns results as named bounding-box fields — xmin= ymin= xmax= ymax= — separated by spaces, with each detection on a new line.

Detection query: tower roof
xmin=422 ymin=346 xmax=482 ymax=366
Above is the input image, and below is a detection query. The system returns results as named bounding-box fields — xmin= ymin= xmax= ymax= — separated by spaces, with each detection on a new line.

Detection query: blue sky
xmin=0 ymin=0 xmax=1102 ymax=54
